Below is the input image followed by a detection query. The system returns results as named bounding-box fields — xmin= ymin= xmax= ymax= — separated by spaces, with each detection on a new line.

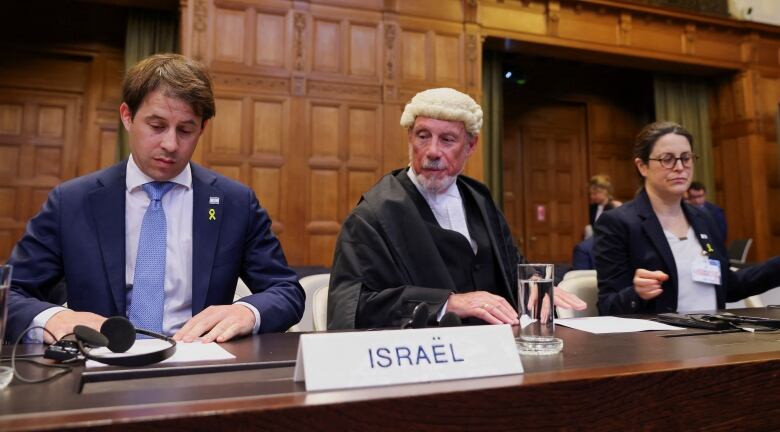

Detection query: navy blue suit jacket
xmin=703 ymin=201 xmax=728 ymax=240
xmin=7 ymin=161 xmax=304 ymax=341
xmin=572 ymin=237 xmax=595 ymax=270
xmin=594 ymin=188 xmax=780 ymax=315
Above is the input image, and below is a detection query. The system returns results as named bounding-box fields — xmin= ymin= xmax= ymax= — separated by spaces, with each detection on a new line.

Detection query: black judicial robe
xmin=328 ymin=168 xmax=523 ymax=329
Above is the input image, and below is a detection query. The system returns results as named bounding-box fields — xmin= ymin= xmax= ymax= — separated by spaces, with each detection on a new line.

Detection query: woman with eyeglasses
xmin=594 ymin=121 xmax=780 ymax=315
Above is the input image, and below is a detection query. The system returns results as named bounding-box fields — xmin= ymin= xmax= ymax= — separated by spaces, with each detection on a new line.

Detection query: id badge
xmin=691 ymin=256 xmax=721 ymax=285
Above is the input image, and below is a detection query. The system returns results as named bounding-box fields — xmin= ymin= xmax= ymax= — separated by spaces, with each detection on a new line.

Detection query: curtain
xmin=118 ymin=9 xmax=179 ymax=160
xmin=653 ymin=75 xmax=715 ymax=197
xmin=481 ymin=50 xmax=504 ymax=208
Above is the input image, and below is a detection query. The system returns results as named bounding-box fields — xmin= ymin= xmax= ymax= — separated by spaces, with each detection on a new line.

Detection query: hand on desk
xmin=173 ymin=304 xmax=255 ymax=343
xmin=633 ymin=268 xmax=668 ymax=300
xmin=447 ymin=291 xmax=519 ymax=325
xmin=45 ymin=310 xmax=107 ymax=344
xmin=553 ymin=288 xmax=588 ymax=311
xmin=525 ymin=287 xmax=588 ymax=322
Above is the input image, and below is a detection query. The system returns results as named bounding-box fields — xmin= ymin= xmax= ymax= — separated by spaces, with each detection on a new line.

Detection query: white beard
xmin=416 ymin=171 xmax=457 ymax=194
xmin=409 ymin=147 xmax=459 ymax=193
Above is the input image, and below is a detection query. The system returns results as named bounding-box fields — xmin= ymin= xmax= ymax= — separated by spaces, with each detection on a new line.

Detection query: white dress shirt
xmin=594 ymin=204 xmax=605 ymax=222
xmin=125 ymin=155 xmax=194 ymax=334
xmin=30 ymin=156 xmax=260 ymax=340
xmin=665 ymin=226 xmax=717 ymax=313
xmin=407 ymin=168 xmax=477 ymax=253
xmin=407 ymin=167 xmax=475 ymax=319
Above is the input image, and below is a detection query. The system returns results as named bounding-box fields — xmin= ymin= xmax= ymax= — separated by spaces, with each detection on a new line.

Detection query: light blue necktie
xmin=128 ymin=181 xmax=176 ymax=333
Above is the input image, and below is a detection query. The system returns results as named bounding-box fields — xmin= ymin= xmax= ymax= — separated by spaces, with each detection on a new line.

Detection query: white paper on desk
xmin=85 ymin=339 xmax=235 ymax=368
xmin=556 ymin=316 xmax=685 ymax=334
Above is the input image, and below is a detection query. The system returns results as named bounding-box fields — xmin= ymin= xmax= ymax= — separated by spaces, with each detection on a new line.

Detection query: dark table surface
xmin=3 ymin=308 xmax=780 ymax=431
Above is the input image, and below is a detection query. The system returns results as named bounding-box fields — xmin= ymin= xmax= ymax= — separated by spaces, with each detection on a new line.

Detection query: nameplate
xmin=292 ymin=325 xmax=523 ymax=391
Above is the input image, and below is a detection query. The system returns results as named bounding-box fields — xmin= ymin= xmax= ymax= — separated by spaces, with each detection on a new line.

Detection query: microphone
xmin=402 ymin=302 xmax=430 ymax=329
xmin=439 ymin=312 xmax=462 ymax=327
xmin=73 ymin=325 xmax=108 ymax=348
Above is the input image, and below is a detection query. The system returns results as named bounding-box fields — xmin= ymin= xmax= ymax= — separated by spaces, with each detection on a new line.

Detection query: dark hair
xmin=122 ymin=53 xmax=215 ymax=124
xmin=688 ymin=181 xmax=706 ymax=192
xmin=633 ymin=121 xmax=694 ymax=181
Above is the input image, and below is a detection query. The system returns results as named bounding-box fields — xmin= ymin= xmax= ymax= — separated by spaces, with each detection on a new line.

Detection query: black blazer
xmin=594 ymin=188 xmax=780 ymax=315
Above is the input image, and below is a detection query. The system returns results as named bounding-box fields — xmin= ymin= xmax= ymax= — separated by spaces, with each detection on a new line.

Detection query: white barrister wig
xmin=399 ymin=88 xmax=483 ymax=135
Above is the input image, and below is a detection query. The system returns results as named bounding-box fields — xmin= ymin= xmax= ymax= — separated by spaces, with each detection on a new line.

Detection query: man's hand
xmin=554 ymin=289 xmax=588 ymax=311
xmin=44 ymin=310 xmax=107 ymax=344
xmin=173 ymin=304 xmax=256 ymax=343
xmin=446 ymin=291 xmax=519 ymax=325
xmin=633 ymin=268 xmax=668 ymax=300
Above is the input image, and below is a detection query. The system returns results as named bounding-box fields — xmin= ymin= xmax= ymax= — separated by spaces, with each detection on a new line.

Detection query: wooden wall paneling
xmin=345 ymin=103 xmax=382 ymax=214
xmin=284 ymin=92 xmax=307 ymax=265
xmin=79 ymin=51 xmax=123 ymax=176
xmin=711 ymin=71 xmax=774 ymax=260
xmin=174 ymin=0 xmax=780 ymax=264
xmin=308 ymin=3 xmax=383 ymax=83
xmin=478 ymin=0 xmax=547 ymax=37
xmin=250 ymin=95 xmax=289 ymax=236
xmin=348 ymin=22 xmax=380 ymax=79
xmin=306 ymin=99 xmax=343 ymax=265
xmin=400 ymin=28 xmax=429 ymax=83
xmin=214 ymin=5 xmax=248 ymax=65
xmin=311 ymin=0 xmax=384 ymax=11
xmin=558 ymin=2 xmax=619 ymax=46
xmin=255 ymin=7 xmax=290 ymax=71
xmin=382 ymin=103 xmax=406 ymax=174
xmin=433 ymin=31 xmax=463 ymax=85
xmin=396 ymin=0 xmax=463 ymax=22
xmin=0 ymin=89 xmax=81 ymax=261
xmin=398 ymin=16 xmax=465 ymax=87
xmin=757 ymin=74 xmax=780 ymax=252
xmin=479 ymin=0 xmax=749 ymax=71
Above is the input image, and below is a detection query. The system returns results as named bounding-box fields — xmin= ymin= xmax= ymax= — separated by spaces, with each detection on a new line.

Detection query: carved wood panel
xmin=180 ymin=0 xmax=780 ymax=266
xmin=0 ymin=89 xmax=80 ymax=261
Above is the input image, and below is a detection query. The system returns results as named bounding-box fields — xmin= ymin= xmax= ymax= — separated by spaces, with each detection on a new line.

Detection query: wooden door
xmin=0 ymin=89 xmax=80 ymax=261
xmin=505 ymin=103 xmax=587 ymax=263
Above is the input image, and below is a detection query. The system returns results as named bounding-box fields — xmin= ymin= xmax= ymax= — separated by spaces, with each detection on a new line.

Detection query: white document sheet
xmin=85 ymin=339 xmax=235 ymax=368
xmin=556 ymin=316 xmax=686 ymax=334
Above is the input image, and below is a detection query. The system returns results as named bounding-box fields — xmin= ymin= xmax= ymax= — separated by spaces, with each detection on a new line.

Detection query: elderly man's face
xmin=408 ymin=116 xmax=477 ymax=193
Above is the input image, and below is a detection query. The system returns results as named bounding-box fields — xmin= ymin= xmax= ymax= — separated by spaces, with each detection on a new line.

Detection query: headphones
xmin=50 ymin=316 xmax=177 ymax=367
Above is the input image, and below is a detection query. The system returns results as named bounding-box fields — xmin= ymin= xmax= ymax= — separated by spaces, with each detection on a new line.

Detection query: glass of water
xmin=0 ymin=265 xmax=12 ymax=388
xmin=517 ymin=263 xmax=563 ymax=355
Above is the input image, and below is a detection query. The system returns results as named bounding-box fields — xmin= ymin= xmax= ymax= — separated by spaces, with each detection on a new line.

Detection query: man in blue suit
xmin=7 ymin=54 xmax=304 ymax=343
xmin=686 ymin=181 xmax=728 ymax=240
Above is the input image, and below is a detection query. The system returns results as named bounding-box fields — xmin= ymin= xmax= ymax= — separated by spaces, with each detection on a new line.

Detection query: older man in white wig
xmin=327 ymin=88 xmax=585 ymax=329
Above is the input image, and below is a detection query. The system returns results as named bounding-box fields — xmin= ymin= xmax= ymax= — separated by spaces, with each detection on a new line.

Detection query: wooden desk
xmin=3 ymin=309 xmax=780 ymax=431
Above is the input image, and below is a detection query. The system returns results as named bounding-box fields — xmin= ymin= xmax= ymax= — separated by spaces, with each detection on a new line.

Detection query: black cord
xmin=9 ymin=326 xmax=74 ymax=384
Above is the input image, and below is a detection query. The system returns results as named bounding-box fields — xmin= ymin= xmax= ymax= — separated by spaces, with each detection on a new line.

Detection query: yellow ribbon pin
xmin=705 ymin=243 xmax=714 ymax=254
xmin=208 ymin=208 xmax=216 ymax=221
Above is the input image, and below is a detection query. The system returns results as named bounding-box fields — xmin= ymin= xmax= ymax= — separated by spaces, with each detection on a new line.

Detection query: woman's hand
xmin=633 ymin=268 xmax=668 ymax=300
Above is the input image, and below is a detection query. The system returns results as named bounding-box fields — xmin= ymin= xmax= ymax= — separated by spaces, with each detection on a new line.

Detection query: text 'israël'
xmin=367 ymin=336 xmax=465 ymax=368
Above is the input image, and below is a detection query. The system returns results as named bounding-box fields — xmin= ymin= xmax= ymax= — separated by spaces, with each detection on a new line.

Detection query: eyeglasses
xmin=648 ymin=152 xmax=698 ymax=169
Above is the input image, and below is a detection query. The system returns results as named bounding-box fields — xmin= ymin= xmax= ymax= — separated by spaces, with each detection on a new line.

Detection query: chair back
xmin=556 ymin=272 xmax=599 ymax=318
xmin=291 ymin=273 xmax=330 ymax=332
xmin=562 ymin=269 xmax=596 ymax=281
xmin=744 ymin=295 xmax=765 ymax=308
xmin=312 ymin=284 xmax=330 ymax=331
xmin=727 ymin=238 xmax=753 ymax=264
xmin=234 ymin=278 xmax=252 ymax=301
